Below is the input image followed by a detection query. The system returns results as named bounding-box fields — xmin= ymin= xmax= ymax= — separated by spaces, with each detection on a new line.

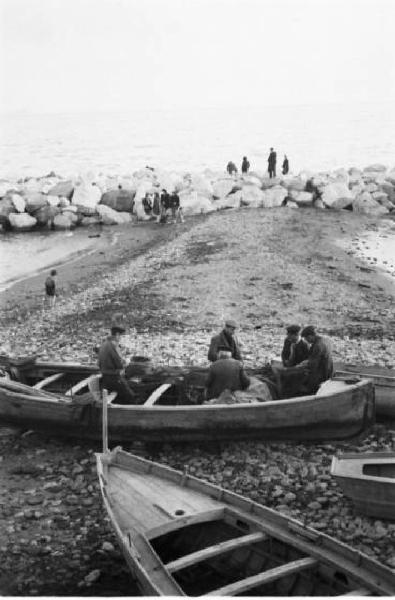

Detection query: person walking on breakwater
xmin=153 ymin=190 xmax=161 ymax=223
xmin=208 ymin=319 xmax=242 ymax=362
xmin=241 ymin=156 xmax=250 ymax=174
xmin=98 ymin=323 xmax=137 ymax=405
xmin=226 ymin=161 xmax=238 ymax=176
xmin=205 ymin=347 xmax=250 ymax=400
xmin=159 ymin=189 xmax=171 ymax=224
xmin=170 ymin=190 xmax=184 ymax=223
xmin=44 ymin=269 xmax=58 ymax=309
xmin=268 ymin=148 xmax=277 ymax=178
xmin=282 ymin=155 xmax=289 ymax=175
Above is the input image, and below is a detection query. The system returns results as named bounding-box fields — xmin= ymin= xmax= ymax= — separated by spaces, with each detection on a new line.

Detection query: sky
xmin=0 ymin=0 xmax=394 ymax=113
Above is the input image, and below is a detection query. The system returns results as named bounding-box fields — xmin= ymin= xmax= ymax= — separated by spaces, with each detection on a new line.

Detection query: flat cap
xmin=301 ymin=325 xmax=316 ymax=337
xmin=286 ymin=324 xmax=301 ymax=334
xmin=224 ymin=319 xmax=237 ymax=328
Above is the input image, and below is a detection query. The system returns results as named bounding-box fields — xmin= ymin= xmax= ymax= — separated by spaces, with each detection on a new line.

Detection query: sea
xmin=1 ymin=101 xmax=394 ymax=288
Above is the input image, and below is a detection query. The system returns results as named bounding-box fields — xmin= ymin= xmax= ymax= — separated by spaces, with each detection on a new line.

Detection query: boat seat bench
xmin=166 ymin=531 xmax=266 ymax=573
xmin=33 ymin=372 xmax=63 ymax=389
xmin=204 ymin=556 xmax=318 ymax=596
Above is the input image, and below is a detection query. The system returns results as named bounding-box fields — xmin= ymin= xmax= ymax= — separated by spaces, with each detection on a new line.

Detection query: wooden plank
xmin=33 ymin=372 xmax=63 ymax=389
xmin=205 ymin=556 xmax=318 ymax=596
xmin=146 ymin=508 xmax=225 ymax=540
xmin=166 ymin=531 xmax=266 ymax=573
xmin=144 ymin=383 xmax=172 ymax=407
xmin=65 ymin=376 xmax=92 ymax=397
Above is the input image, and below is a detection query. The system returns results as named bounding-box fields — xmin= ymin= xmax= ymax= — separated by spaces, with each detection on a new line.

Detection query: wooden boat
xmin=271 ymin=358 xmax=395 ymax=419
xmin=0 ymin=355 xmax=375 ymax=442
xmin=96 ymin=446 xmax=395 ymax=596
xmin=331 ymin=452 xmax=395 ymax=520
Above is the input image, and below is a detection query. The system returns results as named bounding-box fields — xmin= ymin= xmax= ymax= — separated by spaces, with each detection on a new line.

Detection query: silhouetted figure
xmin=241 ymin=156 xmax=250 ymax=174
xmin=226 ymin=161 xmax=238 ymax=175
xmin=282 ymin=155 xmax=289 ymax=175
xmin=268 ymin=148 xmax=277 ymax=178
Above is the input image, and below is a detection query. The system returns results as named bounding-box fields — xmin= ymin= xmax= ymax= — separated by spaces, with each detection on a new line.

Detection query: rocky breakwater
xmin=1 ymin=163 xmax=394 ymax=234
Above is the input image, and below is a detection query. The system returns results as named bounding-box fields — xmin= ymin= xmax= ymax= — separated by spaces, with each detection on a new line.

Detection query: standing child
xmin=44 ymin=269 xmax=57 ymax=308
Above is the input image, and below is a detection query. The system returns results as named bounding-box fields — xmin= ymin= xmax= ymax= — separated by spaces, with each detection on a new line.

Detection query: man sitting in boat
xmin=299 ymin=326 xmax=334 ymax=394
xmin=98 ymin=324 xmax=137 ymax=404
xmin=205 ymin=347 xmax=250 ymax=400
xmin=281 ymin=324 xmax=310 ymax=367
xmin=208 ymin=319 xmax=242 ymax=362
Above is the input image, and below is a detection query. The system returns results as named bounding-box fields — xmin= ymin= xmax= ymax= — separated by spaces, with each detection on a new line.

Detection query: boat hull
xmin=96 ymin=448 xmax=395 ymax=596
xmin=0 ymin=378 xmax=375 ymax=442
xmin=331 ymin=452 xmax=395 ymax=520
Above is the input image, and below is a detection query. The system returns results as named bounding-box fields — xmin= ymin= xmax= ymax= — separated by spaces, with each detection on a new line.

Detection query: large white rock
xmin=385 ymin=170 xmax=395 ymax=185
xmin=0 ymin=181 xmax=12 ymax=198
xmin=53 ymin=213 xmax=76 ymax=230
xmin=213 ymin=193 xmax=241 ymax=210
xmin=9 ymin=212 xmax=37 ymax=230
xmin=242 ymin=175 xmax=262 ymax=187
xmin=34 ymin=205 xmax=59 ymax=226
xmin=293 ymin=191 xmax=313 ymax=206
xmin=190 ymin=174 xmax=213 ymax=196
xmin=212 ymin=179 xmax=235 ymax=199
xmin=240 ymin=186 xmax=265 ymax=207
xmin=61 ymin=210 xmax=79 ymax=225
xmin=352 ymin=192 xmax=388 ymax=215
xmin=49 ymin=180 xmax=74 ymax=199
xmin=261 ymin=177 xmax=281 ymax=190
xmin=179 ymin=191 xmax=214 ymax=215
xmin=282 ymin=176 xmax=305 ymax=192
xmin=96 ymin=204 xmax=132 ymax=225
xmin=24 ymin=192 xmax=48 ymax=213
xmin=331 ymin=197 xmax=354 ymax=210
xmin=348 ymin=168 xmax=363 ymax=184
xmin=321 ymin=183 xmax=352 ymax=207
xmin=71 ymin=182 xmax=101 ymax=210
xmin=11 ymin=193 xmax=26 ymax=213
xmin=262 ymin=185 xmax=287 ymax=208
xmin=47 ymin=195 xmax=61 ymax=207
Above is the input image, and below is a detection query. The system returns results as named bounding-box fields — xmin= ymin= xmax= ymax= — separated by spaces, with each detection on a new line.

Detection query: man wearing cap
xmin=281 ymin=325 xmax=310 ymax=367
xmin=98 ymin=324 xmax=136 ymax=404
xmin=208 ymin=319 xmax=242 ymax=362
xmin=298 ymin=326 xmax=334 ymax=394
xmin=205 ymin=348 xmax=250 ymax=400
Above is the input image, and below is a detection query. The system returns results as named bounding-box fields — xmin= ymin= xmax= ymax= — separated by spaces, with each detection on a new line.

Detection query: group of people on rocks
xmin=142 ymin=189 xmax=184 ymax=224
xmin=226 ymin=149 xmax=289 ymax=178
xmin=97 ymin=317 xmax=333 ymax=405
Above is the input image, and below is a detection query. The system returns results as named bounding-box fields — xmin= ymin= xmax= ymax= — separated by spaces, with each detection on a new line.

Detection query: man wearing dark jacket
xmin=300 ymin=326 xmax=334 ymax=394
xmin=281 ymin=324 xmax=310 ymax=367
xmin=268 ymin=147 xmax=277 ymax=178
xmin=206 ymin=348 xmax=250 ymax=400
xmin=208 ymin=319 xmax=242 ymax=362
xmin=98 ymin=324 xmax=136 ymax=404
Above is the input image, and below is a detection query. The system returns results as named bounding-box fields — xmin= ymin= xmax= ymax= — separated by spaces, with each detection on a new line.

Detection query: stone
xmin=84 ymin=569 xmax=101 ymax=584
xmin=0 ymin=197 xmax=17 ymax=222
xmin=212 ymin=179 xmax=235 ymax=199
xmin=100 ymin=189 xmax=135 ymax=212
xmin=96 ymin=204 xmax=132 ymax=225
xmin=282 ymin=177 xmax=306 ymax=192
xmin=353 ymin=192 xmax=388 ymax=215
xmin=321 ymin=183 xmax=352 ymax=207
xmin=214 ymin=193 xmax=241 ymax=210
xmin=101 ymin=541 xmax=115 ymax=552
xmin=294 ymin=191 xmax=313 ymax=206
xmin=0 ymin=180 xmax=12 ymax=198
xmin=11 ymin=193 xmax=26 ymax=213
xmin=262 ymin=185 xmax=287 ymax=208
xmin=72 ymin=182 xmax=101 ymax=210
xmin=179 ymin=191 xmax=214 ymax=215
xmin=363 ymin=164 xmax=387 ymax=173
xmin=34 ymin=205 xmax=59 ymax=226
xmin=240 ymin=185 xmax=265 ymax=207
xmin=49 ymin=180 xmax=74 ymax=199
xmin=8 ymin=212 xmax=37 ymax=231
xmin=330 ymin=197 xmax=353 ymax=210
xmin=24 ymin=192 xmax=48 ymax=213
xmin=61 ymin=210 xmax=79 ymax=225
xmin=307 ymin=501 xmax=322 ymax=510
xmin=53 ymin=213 xmax=76 ymax=230
xmin=190 ymin=174 xmax=213 ymax=196
xmin=81 ymin=215 xmax=102 ymax=226
xmin=26 ymin=494 xmax=44 ymax=505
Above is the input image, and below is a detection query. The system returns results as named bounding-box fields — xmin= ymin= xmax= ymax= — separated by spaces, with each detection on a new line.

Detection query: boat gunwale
xmin=331 ymin=454 xmax=395 ymax=485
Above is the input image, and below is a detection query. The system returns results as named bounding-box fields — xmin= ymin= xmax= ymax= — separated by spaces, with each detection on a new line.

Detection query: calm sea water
xmin=0 ymin=102 xmax=394 ymax=287
xmin=1 ymin=102 xmax=394 ymax=179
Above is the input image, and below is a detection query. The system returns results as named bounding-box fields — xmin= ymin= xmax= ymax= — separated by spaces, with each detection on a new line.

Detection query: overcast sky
xmin=1 ymin=0 xmax=394 ymax=113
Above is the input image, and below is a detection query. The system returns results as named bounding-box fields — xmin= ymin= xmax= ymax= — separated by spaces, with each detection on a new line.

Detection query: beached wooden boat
xmin=331 ymin=452 xmax=395 ymax=520
xmin=96 ymin=446 xmax=395 ymax=595
xmin=0 ymin=356 xmax=374 ymax=442
xmin=271 ymin=358 xmax=395 ymax=419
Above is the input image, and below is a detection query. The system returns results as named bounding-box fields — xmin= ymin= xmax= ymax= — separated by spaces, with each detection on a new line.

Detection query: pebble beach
xmin=1 ymin=168 xmax=395 ymax=594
